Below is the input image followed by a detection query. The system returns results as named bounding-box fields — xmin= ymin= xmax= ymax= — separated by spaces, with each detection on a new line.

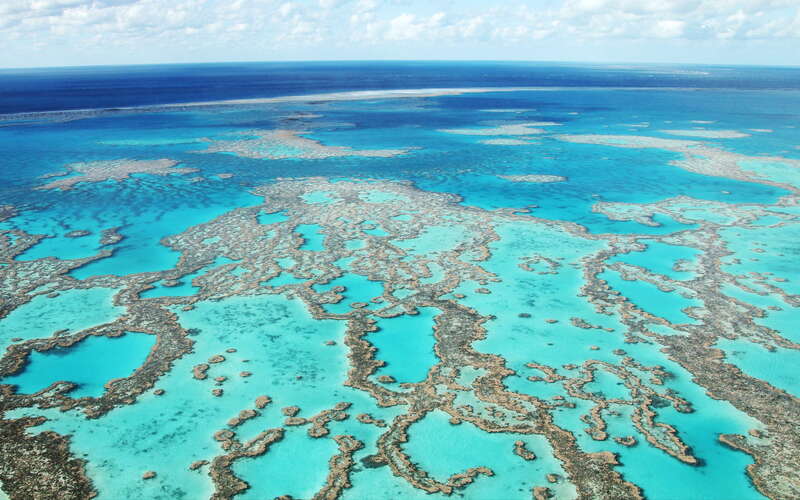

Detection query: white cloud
xmin=277 ymin=2 xmax=297 ymax=18
xmin=0 ymin=0 xmax=798 ymax=66
xmin=386 ymin=13 xmax=434 ymax=41
xmin=652 ymin=19 xmax=687 ymax=38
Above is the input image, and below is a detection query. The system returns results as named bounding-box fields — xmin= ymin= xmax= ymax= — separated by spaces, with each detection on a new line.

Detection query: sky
xmin=1 ymin=0 xmax=799 ymax=68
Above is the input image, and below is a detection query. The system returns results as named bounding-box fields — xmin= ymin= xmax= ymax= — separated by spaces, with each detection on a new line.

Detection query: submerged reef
xmin=196 ymin=129 xmax=413 ymax=160
xmin=660 ymin=129 xmax=751 ymax=139
xmin=555 ymin=133 xmax=800 ymax=193
xmin=37 ymin=159 xmax=197 ymax=190
xmin=0 ymin=416 xmax=95 ymax=499
xmin=1 ymin=95 xmax=799 ymax=500
xmin=440 ymin=122 xmax=560 ymax=136
xmin=498 ymin=174 xmax=567 ymax=183
xmin=480 ymin=139 xmax=536 ymax=146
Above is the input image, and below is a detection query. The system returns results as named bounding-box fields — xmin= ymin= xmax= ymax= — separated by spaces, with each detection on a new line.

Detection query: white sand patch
xmin=497 ymin=174 xmax=566 ymax=183
xmin=661 ymin=129 xmax=750 ymax=139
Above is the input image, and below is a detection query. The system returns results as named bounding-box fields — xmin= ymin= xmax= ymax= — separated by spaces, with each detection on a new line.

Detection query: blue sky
xmin=1 ymin=0 xmax=799 ymax=68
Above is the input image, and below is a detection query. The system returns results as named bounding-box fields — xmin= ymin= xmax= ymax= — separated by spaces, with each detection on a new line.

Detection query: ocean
xmin=0 ymin=62 xmax=799 ymax=500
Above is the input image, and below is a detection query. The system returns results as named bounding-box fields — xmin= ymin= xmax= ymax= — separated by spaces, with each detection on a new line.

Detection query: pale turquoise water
xmin=360 ymin=220 xmax=389 ymax=237
xmin=580 ymin=369 xmax=631 ymax=400
xmin=419 ymin=261 xmax=445 ymax=284
xmin=720 ymin=223 xmax=800 ymax=297
xmin=234 ymin=426 xmax=338 ymax=499
xmin=14 ymin=232 xmax=103 ymax=262
xmin=402 ymin=410 xmax=577 ymax=499
xmin=67 ymin=189 xmax=261 ymax=279
xmin=5 ymin=293 xmax=367 ymax=500
xmin=610 ymin=240 xmax=701 ymax=280
xmin=344 ymin=238 xmax=365 ymax=250
xmin=740 ymin=159 xmax=800 ymax=186
xmin=369 ymin=307 xmax=438 ymax=383
xmin=461 ymin=220 xmax=764 ymax=500
xmin=562 ymin=399 xmax=762 ymax=500
xmin=296 ymin=224 xmax=327 ymax=251
xmin=314 ymin=273 xmax=385 ymax=314
xmin=140 ymin=257 xmax=238 ymax=298
xmin=0 ymin=288 xmax=124 ymax=352
xmin=257 ymin=210 xmax=289 ymax=225
xmin=721 ymin=283 xmax=800 ymax=344
xmin=715 ymin=338 xmax=800 ymax=398
xmin=599 ymin=269 xmax=701 ymax=324
xmin=752 ymin=215 xmax=784 ymax=226
xmin=394 ymin=225 xmax=470 ymax=254
xmin=1 ymin=332 xmax=155 ymax=398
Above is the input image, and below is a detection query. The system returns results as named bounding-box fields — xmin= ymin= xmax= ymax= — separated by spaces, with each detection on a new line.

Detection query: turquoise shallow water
xmin=233 ymin=424 xmax=339 ymax=499
xmin=1 ymin=81 xmax=799 ymax=499
xmin=609 ymin=240 xmax=701 ymax=280
xmin=719 ymin=223 xmax=800 ymax=298
xmin=402 ymin=410 xmax=576 ymax=498
xmin=368 ymin=307 xmax=438 ymax=384
xmin=0 ymin=288 xmax=124 ymax=352
xmin=599 ymin=269 xmax=702 ymax=325
xmin=715 ymin=338 xmax=800 ymax=398
xmin=460 ymin=220 xmax=764 ymax=499
xmin=68 ymin=188 xmax=261 ymax=279
xmin=6 ymin=293 xmax=364 ymax=500
xmin=1 ymin=332 xmax=155 ymax=398
xmin=140 ymin=256 xmax=238 ymax=298
xmin=316 ymin=273 xmax=385 ymax=314
xmin=721 ymin=283 xmax=800 ymax=344
xmin=296 ymin=223 xmax=327 ymax=251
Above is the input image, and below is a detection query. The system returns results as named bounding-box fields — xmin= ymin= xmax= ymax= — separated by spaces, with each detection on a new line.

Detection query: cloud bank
xmin=1 ymin=0 xmax=798 ymax=67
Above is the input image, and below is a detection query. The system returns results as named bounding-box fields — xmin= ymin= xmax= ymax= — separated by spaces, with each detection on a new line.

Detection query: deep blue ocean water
xmin=2 ymin=61 xmax=800 ymax=114
xmin=1 ymin=62 xmax=799 ymax=500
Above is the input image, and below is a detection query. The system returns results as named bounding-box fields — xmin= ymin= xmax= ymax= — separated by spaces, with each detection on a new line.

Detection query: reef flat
xmin=439 ymin=122 xmax=561 ymax=136
xmin=555 ymin=133 xmax=800 ymax=192
xmin=661 ymin=130 xmax=752 ymax=139
xmin=197 ymin=130 xmax=412 ymax=160
xmin=498 ymin=175 xmax=567 ymax=183
xmin=1 ymin=81 xmax=799 ymax=500
xmin=480 ymin=139 xmax=535 ymax=146
xmin=37 ymin=159 xmax=197 ymax=190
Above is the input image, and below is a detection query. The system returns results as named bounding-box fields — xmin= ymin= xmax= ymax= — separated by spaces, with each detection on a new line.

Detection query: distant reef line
xmin=0 ymin=86 xmax=739 ymax=123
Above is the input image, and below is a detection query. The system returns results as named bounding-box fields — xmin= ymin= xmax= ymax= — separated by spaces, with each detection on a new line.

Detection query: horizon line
xmin=2 ymin=58 xmax=800 ymax=72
